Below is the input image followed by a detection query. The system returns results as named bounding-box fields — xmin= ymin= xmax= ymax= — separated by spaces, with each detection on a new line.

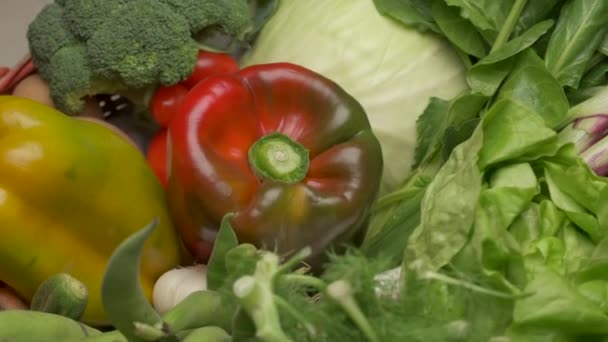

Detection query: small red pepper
xmin=147 ymin=51 xmax=240 ymax=186
xmin=182 ymin=50 xmax=240 ymax=89
xmin=146 ymin=128 xmax=169 ymax=188
xmin=166 ymin=62 xmax=384 ymax=266
xmin=150 ymin=84 xmax=189 ymax=127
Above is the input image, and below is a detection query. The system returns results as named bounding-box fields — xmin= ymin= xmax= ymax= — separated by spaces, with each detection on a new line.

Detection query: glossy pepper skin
xmin=167 ymin=63 xmax=384 ymax=266
xmin=0 ymin=96 xmax=181 ymax=325
xmin=147 ymin=50 xmax=241 ymax=187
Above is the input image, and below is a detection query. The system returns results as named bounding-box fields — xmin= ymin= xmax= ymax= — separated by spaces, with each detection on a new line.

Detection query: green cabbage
xmin=241 ymin=0 xmax=469 ymax=193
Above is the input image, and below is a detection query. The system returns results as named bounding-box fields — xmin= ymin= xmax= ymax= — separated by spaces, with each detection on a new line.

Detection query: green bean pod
xmin=181 ymin=326 xmax=231 ymax=342
xmin=63 ymin=329 xmax=126 ymax=342
xmin=162 ymin=290 xmax=231 ymax=333
xmin=0 ymin=310 xmax=100 ymax=341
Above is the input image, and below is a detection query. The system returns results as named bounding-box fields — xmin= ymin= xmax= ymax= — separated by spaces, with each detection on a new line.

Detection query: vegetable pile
xmin=26 ymin=0 xmax=271 ymax=115
xmin=2 ymin=0 xmax=608 ymax=341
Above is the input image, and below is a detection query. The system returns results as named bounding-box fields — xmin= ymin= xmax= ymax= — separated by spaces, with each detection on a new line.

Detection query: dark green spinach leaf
xmin=497 ymin=48 xmax=569 ymax=129
xmin=580 ymin=62 xmax=608 ymax=89
xmin=403 ymin=124 xmax=484 ymax=274
xmin=478 ymin=99 xmax=559 ymax=168
xmin=468 ymin=20 xmax=554 ymax=95
xmin=372 ymin=0 xmax=438 ymax=32
xmin=412 ymin=98 xmax=451 ymax=169
xmin=544 ymin=0 xmax=608 ymax=88
xmin=431 ymin=0 xmax=488 ymax=58
xmin=513 ymin=0 xmax=564 ymax=36
xmin=600 ymin=34 xmax=608 ymax=56
xmin=444 ymin=0 xmax=515 ymax=35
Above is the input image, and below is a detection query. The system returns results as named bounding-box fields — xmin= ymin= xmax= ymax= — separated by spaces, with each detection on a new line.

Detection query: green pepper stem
xmin=248 ymin=132 xmax=310 ymax=183
xmin=282 ymin=274 xmax=327 ymax=292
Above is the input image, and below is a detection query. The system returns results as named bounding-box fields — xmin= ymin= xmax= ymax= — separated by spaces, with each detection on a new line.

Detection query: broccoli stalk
xmin=26 ymin=0 xmax=258 ymax=115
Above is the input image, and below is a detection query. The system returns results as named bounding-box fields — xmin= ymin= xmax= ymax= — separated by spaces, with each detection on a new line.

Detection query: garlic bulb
xmin=152 ymin=264 xmax=208 ymax=315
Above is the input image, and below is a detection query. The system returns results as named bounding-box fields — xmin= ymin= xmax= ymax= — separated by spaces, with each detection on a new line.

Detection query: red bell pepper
xmin=147 ymin=51 xmax=240 ymax=186
xmin=166 ymin=62 xmax=384 ymax=266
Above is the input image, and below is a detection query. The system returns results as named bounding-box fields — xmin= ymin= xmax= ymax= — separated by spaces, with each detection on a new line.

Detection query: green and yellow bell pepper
xmin=0 ymin=96 xmax=181 ymax=325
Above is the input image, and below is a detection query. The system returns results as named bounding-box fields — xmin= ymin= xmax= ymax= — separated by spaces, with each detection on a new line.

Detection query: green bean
xmin=162 ymin=290 xmax=231 ymax=333
xmin=64 ymin=329 xmax=126 ymax=342
xmin=0 ymin=310 xmax=100 ymax=341
xmin=181 ymin=327 xmax=231 ymax=342
xmin=101 ymin=219 xmax=165 ymax=342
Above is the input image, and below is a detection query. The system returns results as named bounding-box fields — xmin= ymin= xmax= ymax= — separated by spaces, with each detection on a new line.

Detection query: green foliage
xmin=364 ymin=1 xmax=608 ymax=340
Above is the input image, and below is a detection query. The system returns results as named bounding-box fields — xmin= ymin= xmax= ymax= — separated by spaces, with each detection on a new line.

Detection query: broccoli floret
xmin=86 ymin=0 xmax=198 ymax=88
xmin=46 ymin=45 xmax=130 ymax=114
xmin=26 ymin=3 xmax=79 ymax=79
xmin=62 ymin=0 xmax=129 ymax=40
xmin=159 ymin=0 xmax=250 ymax=37
xmin=46 ymin=45 xmax=92 ymax=113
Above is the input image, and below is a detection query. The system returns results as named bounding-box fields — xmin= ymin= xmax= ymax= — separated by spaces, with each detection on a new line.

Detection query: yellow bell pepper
xmin=0 ymin=96 xmax=181 ymax=325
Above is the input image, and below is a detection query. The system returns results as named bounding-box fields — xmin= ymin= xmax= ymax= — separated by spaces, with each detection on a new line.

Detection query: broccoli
xmin=62 ymin=0 xmax=129 ymax=40
xmin=45 ymin=45 xmax=135 ymax=114
xmin=26 ymin=3 xmax=79 ymax=79
xmin=86 ymin=0 xmax=198 ymax=87
xmin=26 ymin=0 xmax=255 ymax=115
xmin=159 ymin=0 xmax=250 ymax=36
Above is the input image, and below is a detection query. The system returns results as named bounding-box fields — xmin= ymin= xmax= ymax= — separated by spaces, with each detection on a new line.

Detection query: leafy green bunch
xmin=26 ymin=0 xmax=275 ymax=115
xmin=361 ymin=0 xmax=608 ymax=340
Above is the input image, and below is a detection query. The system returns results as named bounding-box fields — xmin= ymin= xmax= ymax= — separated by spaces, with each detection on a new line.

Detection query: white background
xmin=0 ymin=0 xmax=50 ymax=67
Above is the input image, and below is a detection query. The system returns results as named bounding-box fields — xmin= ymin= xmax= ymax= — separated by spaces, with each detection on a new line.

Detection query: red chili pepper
xmin=166 ymin=62 xmax=384 ymax=266
xmin=150 ymin=51 xmax=238 ymax=127
xmin=150 ymin=84 xmax=189 ymax=128
xmin=146 ymin=128 xmax=169 ymax=188
xmin=182 ymin=50 xmax=240 ymax=89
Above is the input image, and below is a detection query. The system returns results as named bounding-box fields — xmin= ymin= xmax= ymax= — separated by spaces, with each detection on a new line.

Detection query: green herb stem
xmin=326 ymin=281 xmax=379 ymax=342
xmin=490 ymin=0 xmax=528 ymax=53
xmin=277 ymin=247 xmax=312 ymax=275
xmin=421 ymin=271 xmax=529 ymax=299
xmin=282 ymin=274 xmax=327 ymax=291
xmin=233 ymin=254 xmax=294 ymax=342
xmin=273 ymin=295 xmax=317 ymax=337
